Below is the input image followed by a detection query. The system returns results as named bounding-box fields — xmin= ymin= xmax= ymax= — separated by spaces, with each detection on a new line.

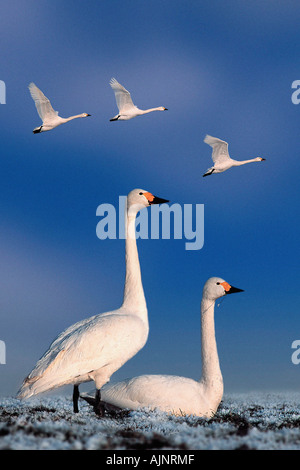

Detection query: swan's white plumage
xmin=102 ymin=374 xmax=211 ymax=417
xmin=29 ymin=82 xmax=59 ymax=122
xmin=29 ymin=82 xmax=90 ymax=133
xmin=203 ymin=135 xmax=266 ymax=176
xmin=18 ymin=312 xmax=148 ymax=398
xmin=109 ymin=78 xmax=137 ymax=113
xmin=17 ymin=189 xmax=168 ymax=402
xmin=109 ymin=78 xmax=167 ymax=121
xmin=100 ymin=277 xmax=243 ymax=417
xmin=204 ymin=135 xmax=231 ymax=165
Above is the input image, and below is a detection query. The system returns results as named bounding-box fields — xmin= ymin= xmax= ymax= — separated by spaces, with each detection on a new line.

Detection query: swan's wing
xmin=17 ymin=312 xmax=145 ymax=397
xmin=28 ymin=83 xmax=59 ymax=122
xmin=20 ymin=314 xmax=110 ymax=381
xmin=109 ymin=78 xmax=136 ymax=112
xmin=204 ymin=135 xmax=230 ymax=164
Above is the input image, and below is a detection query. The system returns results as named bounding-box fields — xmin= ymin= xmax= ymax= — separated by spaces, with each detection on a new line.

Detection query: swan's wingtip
xmin=109 ymin=77 xmax=118 ymax=86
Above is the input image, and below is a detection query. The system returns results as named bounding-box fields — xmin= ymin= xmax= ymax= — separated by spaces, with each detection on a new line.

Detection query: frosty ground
xmin=0 ymin=391 xmax=300 ymax=450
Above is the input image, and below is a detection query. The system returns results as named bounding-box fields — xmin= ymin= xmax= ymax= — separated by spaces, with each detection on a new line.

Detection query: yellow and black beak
xmin=226 ymin=285 xmax=244 ymax=295
xmin=220 ymin=281 xmax=244 ymax=295
xmin=143 ymin=192 xmax=169 ymax=205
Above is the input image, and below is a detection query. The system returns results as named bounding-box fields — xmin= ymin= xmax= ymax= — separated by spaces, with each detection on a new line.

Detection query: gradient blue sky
xmin=0 ymin=1 xmax=299 ymax=397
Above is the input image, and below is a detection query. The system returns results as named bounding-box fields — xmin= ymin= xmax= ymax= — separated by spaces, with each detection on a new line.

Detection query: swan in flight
xmin=28 ymin=82 xmax=91 ymax=133
xmin=109 ymin=78 xmax=168 ymax=121
xmin=203 ymin=135 xmax=266 ymax=176
xmin=97 ymin=277 xmax=243 ymax=417
xmin=17 ymin=189 xmax=169 ymax=415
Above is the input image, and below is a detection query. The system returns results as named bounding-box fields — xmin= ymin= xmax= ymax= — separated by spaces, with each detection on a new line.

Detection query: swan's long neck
xmin=121 ymin=211 xmax=147 ymax=320
xmin=140 ymin=107 xmax=163 ymax=115
xmin=62 ymin=114 xmax=84 ymax=123
xmin=232 ymin=158 xmax=259 ymax=166
xmin=200 ymin=297 xmax=223 ymax=403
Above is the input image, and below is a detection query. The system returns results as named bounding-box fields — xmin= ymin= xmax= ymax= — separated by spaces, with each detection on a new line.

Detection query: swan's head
xmin=82 ymin=113 xmax=91 ymax=118
xmin=257 ymin=157 xmax=266 ymax=161
xmin=160 ymin=107 xmax=168 ymax=111
xmin=127 ymin=189 xmax=169 ymax=215
xmin=203 ymin=277 xmax=244 ymax=301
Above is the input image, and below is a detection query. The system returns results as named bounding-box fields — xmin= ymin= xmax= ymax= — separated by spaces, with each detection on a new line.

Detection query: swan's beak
xmin=86 ymin=114 xmax=91 ymax=117
xmin=149 ymin=195 xmax=169 ymax=205
xmin=226 ymin=285 xmax=244 ymax=295
xmin=144 ymin=192 xmax=169 ymax=205
xmin=163 ymin=107 xmax=168 ymax=111
xmin=260 ymin=157 xmax=266 ymax=161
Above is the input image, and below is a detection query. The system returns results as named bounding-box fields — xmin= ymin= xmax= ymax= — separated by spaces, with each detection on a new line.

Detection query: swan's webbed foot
xmin=203 ymin=168 xmax=215 ymax=177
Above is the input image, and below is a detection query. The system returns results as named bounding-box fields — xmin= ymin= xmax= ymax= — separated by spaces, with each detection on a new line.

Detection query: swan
xmin=17 ymin=189 xmax=169 ymax=415
xmin=203 ymin=135 xmax=266 ymax=176
xmin=28 ymin=82 xmax=91 ymax=133
xmin=96 ymin=277 xmax=243 ymax=417
xmin=109 ymin=78 xmax=168 ymax=121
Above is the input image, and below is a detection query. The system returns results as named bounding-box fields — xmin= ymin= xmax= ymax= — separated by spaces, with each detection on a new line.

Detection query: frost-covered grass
xmin=0 ymin=392 xmax=300 ymax=450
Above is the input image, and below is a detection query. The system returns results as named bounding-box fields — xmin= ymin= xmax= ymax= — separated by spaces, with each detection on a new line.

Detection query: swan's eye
xmin=216 ymin=282 xmax=220 ymax=285
xmin=139 ymin=192 xmax=143 ymax=195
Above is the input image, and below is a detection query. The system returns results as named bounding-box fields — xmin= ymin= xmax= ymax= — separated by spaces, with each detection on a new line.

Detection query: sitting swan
xmin=29 ymin=82 xmax=91 ymax=133
xmin=203 ymin=135 xmax=266 ymax=176
xmin=17 ymin=189 xmax=169 ymax=415
xmin=98 ymin=277 xmax=243 ymax=417
xmin=109 ymin=78 xmax=168 ymax=121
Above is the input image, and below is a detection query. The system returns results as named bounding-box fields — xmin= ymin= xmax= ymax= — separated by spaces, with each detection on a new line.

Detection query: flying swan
xmin=97 ymin=277 xmax=243 ymax=417
xmin=17 ymin=189 xmax=169 ymax=415
xmin=28 ymin=82 xmax=91 ymax=133
xmin=203 ymin=135 xmax=266 ymax=176
xmin=109 ymin=78 xmax=168 ymax=121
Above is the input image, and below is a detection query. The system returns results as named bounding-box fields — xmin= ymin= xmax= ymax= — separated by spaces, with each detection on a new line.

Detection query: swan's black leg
xmin=94 ymin=389 xmax=105 ymax=417
xmin=73 ymin=384 xmax=80 ymax=413
xmin=80 ymin=388 xmax=106 ymax=416
xmin=203 ymin=168 xmax=215 ymax=177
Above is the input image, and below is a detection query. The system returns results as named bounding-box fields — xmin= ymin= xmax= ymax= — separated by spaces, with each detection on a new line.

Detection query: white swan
xmin=17 ymin=189 xmax=169 ymax=415
xmin=203 ymin=135 xmax=266 ymax=176
xmin=29 ymin=82 xmax=91 ymax=133
xmin=99 ymin=277 xmax=243 ymax=417
xmin=109 ymin=78 xmax=168 ymax=121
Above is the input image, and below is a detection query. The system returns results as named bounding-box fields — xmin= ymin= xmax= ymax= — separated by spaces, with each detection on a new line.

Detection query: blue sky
xmin=0 ymin=1 xmax=299 ymax=397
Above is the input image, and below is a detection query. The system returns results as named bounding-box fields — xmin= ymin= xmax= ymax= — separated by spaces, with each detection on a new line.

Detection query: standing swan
xmin=29 ymin=82 xmax=91 ymax=133
xmin=203 ymin=135 xmax=266 ymax=176
xmin=99 ymin=277 xmax=243 ymax=417
xmin=109 ymin=78 xmax=168 ymax=121
xmin=17 ymin=189 xmax=169 ymax=415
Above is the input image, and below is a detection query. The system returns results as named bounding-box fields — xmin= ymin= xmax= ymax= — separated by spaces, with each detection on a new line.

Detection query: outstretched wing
xmin=109 ymin=78 xmax=136 ymax=112
xmin=28 ymin=82 xmax=58 ymax=122
xmin=204 ymin=135 xmax=230 ymax=164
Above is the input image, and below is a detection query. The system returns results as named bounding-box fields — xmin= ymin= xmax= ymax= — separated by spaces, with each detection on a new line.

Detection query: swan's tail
xmin=17 ymin=373 xmax=71 ymax=400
